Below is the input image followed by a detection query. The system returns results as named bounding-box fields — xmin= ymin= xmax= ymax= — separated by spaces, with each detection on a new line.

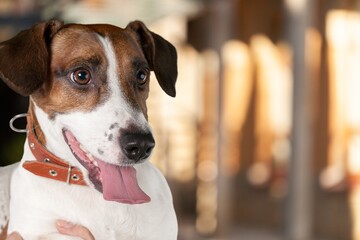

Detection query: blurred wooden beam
xmin=284 ymin=0 xmax=315 ymax=239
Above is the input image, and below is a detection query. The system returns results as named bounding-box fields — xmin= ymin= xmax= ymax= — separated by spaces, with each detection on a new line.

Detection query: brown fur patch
xmin=88 ymin=24 xmax=151 ymax=117
xmin=100 ymin=26 xmax=151 ymax=117
xmin=32 ymin=24 xmax=150 ymax=118
xmin=32 ymin=25 xmax=109 ymax=117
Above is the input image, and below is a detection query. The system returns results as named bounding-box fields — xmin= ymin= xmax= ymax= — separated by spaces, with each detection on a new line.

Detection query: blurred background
xmin=1 ymin=0 xmax=360 ymax=239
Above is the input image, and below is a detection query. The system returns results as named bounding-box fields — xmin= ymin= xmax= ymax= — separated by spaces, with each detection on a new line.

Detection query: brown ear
xmin=126 ymin=21 xmax=178 ymax=97
xmin=0 ymin=20 xmax=63 ymax=96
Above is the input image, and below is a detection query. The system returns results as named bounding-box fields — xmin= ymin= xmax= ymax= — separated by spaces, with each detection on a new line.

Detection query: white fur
xmin=7 ymin=37 xmax=177 ymax=239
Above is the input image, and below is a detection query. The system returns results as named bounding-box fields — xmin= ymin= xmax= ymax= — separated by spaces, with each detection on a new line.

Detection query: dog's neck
xmin=20 ymin=111 xmax=87 ymax=186
xmin=27 ymin=101 xmax=81 ymax=167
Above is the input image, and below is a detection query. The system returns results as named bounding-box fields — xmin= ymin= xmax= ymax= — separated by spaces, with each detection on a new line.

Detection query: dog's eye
xmin=136 ymin=69 xmax=149 ymax=86
xmin=71 ymin=69 xmax=91 ymax=85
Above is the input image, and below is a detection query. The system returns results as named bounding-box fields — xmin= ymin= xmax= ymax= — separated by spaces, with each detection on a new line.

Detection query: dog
xmin=0 ymin=19 xmax=178 ymax=239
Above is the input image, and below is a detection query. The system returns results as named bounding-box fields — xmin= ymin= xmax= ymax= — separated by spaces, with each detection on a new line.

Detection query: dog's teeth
xmin=80 ymin=144 xmax=87 ymax=152
xmin=78 ymin=144 xmax=97 ymax=164
xmin=86 ymin=153 xmax=95 ymax=162
xmin=93 ymin=161 xmax=99 ymax=167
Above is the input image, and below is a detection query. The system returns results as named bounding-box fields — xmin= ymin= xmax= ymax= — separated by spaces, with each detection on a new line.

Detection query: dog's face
xmin=0 ymin=20 xmax=177 ymax=202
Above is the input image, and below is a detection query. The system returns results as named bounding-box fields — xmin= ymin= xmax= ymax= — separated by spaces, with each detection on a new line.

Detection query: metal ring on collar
xmin=9 ymin=113 xmax=28 ymax=133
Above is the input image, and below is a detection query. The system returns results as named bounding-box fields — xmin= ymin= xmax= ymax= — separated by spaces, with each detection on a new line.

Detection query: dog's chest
xmin=9 ymin=164 xmax=176 ymax=239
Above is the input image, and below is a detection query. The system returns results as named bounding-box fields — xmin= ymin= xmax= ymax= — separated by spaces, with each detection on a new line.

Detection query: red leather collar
xmin=22 ymin=115 xmax=87 ymax=186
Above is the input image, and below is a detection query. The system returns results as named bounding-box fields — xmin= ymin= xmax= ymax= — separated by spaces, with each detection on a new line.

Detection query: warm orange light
xmin=196 ymin=50 xmax=220 ymax=236
xmin=324 ymin=10 xmax=360 ymax=240
xmin=284 ymin=0 xmax=306 ymax=15
xmin=247 ymin=35 xmax=293 ymax=188
xmin=221 ymin=40 xmax=253 ymax=176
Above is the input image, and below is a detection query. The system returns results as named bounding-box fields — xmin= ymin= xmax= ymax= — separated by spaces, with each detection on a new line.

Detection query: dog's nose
xmin=120 ymin=132 xmax=155 ymax=163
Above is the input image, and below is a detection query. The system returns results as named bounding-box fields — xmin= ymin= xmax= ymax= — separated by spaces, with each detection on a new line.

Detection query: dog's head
xmin=0 ymin=20 xmax=177 ymax=202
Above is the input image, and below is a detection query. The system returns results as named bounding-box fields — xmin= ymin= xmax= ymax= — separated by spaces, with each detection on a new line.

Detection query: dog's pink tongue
xmin=96 ymin=160 xmax=150 ymax=204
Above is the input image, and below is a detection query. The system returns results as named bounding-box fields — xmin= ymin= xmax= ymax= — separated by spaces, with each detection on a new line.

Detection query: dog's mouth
xmin=62 ymin=129 xmax=150 ymax=204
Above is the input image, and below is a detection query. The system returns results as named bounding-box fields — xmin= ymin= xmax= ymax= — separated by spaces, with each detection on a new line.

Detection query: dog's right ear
xmin=0 ymin=20 xmax=63 ymax=96
xmin=126 ymin=21 xmax=177 ymax=97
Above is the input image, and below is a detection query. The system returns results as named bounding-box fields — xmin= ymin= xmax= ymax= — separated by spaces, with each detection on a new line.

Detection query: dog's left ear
xmin=0 ymin=20 xmax=64 ymax=96
xmin=126 ymin=21 xmax=178 ymax=97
